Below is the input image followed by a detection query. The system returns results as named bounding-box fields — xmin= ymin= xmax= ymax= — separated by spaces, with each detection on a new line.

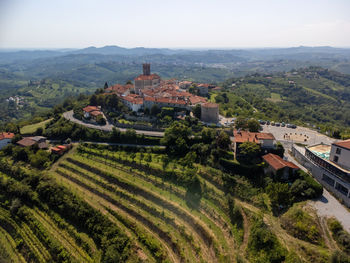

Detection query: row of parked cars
xmin=258 ymin=120 xmax=297 ymax=128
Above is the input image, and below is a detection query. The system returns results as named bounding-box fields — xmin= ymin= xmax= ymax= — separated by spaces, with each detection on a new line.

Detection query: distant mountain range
xmin=1 ymin=45 xmax=350 ymax=63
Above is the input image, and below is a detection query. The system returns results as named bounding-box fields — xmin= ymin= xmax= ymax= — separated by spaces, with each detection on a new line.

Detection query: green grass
xmin=269 ymin=92 xmax=282 ymax=102
xmin=20 ymin=118 xmax=52 ymax=134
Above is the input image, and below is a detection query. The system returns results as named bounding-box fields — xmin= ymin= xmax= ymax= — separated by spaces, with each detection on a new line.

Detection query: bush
xmin=248 ymin=217 xmax=287 ymax=263
xmin=328 ymin=218 xmax=350 ymax=254
xmin=290 ymin=170 xmax=323 ymax=201
xmin=281 ymin=205 xmax=322 ymax=245
xmin=331 ymin=251 xmax=350 ymax=263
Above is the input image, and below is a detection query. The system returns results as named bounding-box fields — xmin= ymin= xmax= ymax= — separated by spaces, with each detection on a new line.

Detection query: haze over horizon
xmin=0 ymin=0 xmax=349 ymax=49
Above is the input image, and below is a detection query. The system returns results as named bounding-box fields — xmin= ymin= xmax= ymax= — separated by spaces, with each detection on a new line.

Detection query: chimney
xmin=143 ymin=63 xmax=151 ymax=76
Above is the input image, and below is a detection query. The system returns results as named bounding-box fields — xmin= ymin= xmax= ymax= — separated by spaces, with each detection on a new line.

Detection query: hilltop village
xmin=89 ymin=63 xmax=220 ymax=124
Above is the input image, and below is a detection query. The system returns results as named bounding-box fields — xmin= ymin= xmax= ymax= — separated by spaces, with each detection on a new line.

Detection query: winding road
xmin=63 ymin=110 xmax=164 ymax=137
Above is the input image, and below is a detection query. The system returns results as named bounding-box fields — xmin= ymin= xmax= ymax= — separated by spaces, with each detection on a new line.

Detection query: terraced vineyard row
xmin=49 ymin=145 xmax=243 ymax=262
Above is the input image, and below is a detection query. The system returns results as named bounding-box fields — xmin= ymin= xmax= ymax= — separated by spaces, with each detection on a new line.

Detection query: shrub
xmin=328 ymin=218 xmax=350 ymax=254
xmin=248 ymin=217 xmax=287 ymax=263
xmin=281 ymin=205 xmax=322 ymax=245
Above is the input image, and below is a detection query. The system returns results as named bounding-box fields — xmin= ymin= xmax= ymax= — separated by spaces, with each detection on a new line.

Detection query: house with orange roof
xmin=121 ymin=94 xmax=144 ymax=112
xmin=105 ymin=84 xmax=131 ymax=96
xmin=263 ymin=153 xmax=300 ymax=180
xmin=0 ymin=132 xmax=15 ymax=149
xmin=83 ymin=106 xmax=103 ymax=120
xmin=233 ymin=130 xmax=276 ymax=155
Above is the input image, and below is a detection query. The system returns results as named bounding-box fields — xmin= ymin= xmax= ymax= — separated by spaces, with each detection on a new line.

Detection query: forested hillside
xmin=217 ymin=67 xmax=350 ymax=136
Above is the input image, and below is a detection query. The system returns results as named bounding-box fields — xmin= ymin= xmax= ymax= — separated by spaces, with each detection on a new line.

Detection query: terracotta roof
xmin=83 ymin=106 xmax=100 ymax=113
xmin=234 ymin=130 xmax=259 ymax=143
xmin=135 ymin=74 xmax=160 ymax=81
xmin=189 ymin=96 xmax=207 ymax=105
xmin=17 ymin=137 xmax=36 ymax=147
xmin=0 ymin=132 xmax=15 ymax=140
xmin=263 ymin=153 xmax=300 ymax=171
xmin=333 ymin=139 xmax=350 ymax=150
xmin=201 ymin=102 xmax=218 ymax=108
xmin=89 ymin=111 xmax=103 ymax=117
xmin=234 ymin=130 xmax=276 ymax=144
xmin=105 ymin=84 xmax=131 ymax=94
xmin=122 ymin=95 xmax=143 ymax=105
xmin=256 ymin=133 xmax=275 ymax=140
xmin=57 ymin=145 xmax=66 ymax=150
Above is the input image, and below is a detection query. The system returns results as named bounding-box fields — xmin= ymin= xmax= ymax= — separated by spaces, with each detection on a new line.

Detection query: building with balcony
xmin=293 ymin=141 xmax=350 ymax=207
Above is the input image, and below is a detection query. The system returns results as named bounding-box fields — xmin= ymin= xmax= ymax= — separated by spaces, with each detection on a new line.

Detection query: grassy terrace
xmin=57 ymin=157 xmax=216 ymax=261
xmin=20 ymin=118 xmax=52 ymax=135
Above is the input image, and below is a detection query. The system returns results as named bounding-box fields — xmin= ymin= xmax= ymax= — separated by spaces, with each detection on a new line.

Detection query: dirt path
xmin=240 ymin=208 xmax=249 ymax=254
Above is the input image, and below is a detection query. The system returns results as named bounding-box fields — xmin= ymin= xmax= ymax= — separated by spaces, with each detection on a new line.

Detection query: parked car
xmin=266 ymin=120 xmax=270 ymax=125
xmin=287 ymin=124 xmax=292 ymax=128
xmin=281 ymin=122 xmax=285 ymax=127
xmin=275 ymin=122 xmax=280 ymax=127
xmin=271 ymin=121 xmax=275 ymax=126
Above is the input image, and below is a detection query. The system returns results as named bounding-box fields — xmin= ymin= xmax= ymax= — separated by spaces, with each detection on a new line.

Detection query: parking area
xmin=262 ymin=124 xmax=336 ymax=149
xmin=219 ymin=115 xmax=235 ymax=127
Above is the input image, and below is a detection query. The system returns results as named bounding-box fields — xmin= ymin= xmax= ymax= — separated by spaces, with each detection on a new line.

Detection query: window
xmin=336 ymin=148 xmax=341 ymax=155
xmin=334 ymin=155 xmax=339 ymax=163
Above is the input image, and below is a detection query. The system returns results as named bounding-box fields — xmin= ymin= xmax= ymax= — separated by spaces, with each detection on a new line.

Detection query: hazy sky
xmin=0 ymin=0 xmax=349 ymax=49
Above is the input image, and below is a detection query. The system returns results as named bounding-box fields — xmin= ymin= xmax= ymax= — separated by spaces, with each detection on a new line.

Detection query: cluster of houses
xmin=232 ymin=129 xmax=300 ymax=179
xmin=0 ymin=133 xmax=71 ymax=156
xmin=83 ymin=63 xmax=221 ymax=124
xmin=104 ymin=64 xmax=210 ymax=112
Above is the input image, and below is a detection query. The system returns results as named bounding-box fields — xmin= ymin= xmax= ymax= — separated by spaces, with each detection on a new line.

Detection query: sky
xmin=0 ymin=0 xmax=349 ymax=49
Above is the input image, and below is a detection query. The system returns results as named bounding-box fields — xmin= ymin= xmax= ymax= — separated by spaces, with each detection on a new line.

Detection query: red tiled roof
xmin=333 ymin=139 xmax=350 ymax=150
xmin=262 ymin=153 xmax=300 ymax=171
xmin=57 ymin=145 xmax=66 ymax=150
xmin=256 ymin=133 xmax=275 ymax=140
xmin=0 ymin=132 xmax=15 ymax=140
xmin=234 ymin=130 xmax=276 ymax=144
xmin=89 ymin=111 xmax=103 ymax=117
xmin=17 ymin=137 xmax=36 ymax=147
xmin=105 ymin=84 xmax=131 ymax=94
xmin=122 ymin=95 xmax=144 ymax=105
xmin=135 ymin=74 xmax=160 ymax=81
xmin=83 ymin=106 xmax=100 ymax=113
xmin=234 ymin=130 xmax=259 ymax=143
xmin=189 ymin=96 xmax=207 ymax=105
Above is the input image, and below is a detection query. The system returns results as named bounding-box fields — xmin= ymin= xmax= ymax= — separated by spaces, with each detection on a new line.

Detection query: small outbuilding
xmin=262 ymin=153 xmax=300 ymax=180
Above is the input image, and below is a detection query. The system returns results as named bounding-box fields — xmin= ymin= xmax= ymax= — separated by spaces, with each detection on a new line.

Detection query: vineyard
xmin=0 ymin=143 xmax=348 ymax=262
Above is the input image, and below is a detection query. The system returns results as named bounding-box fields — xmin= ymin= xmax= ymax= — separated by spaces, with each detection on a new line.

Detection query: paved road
xmin=285 ymin=149 xmax=350 ymax=233
xmin=63 ymin=111 xmax=164 ymax=137
xmin=49 ymin=139 xmax=164 ymax=148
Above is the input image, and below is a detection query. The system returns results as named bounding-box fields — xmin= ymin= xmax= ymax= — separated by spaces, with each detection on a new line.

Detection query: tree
xmin=96 ymin=115 xmax=106 ymax=125
xmin=266 ymin=182 xmax=291 ymax=213
xmin=235 ymin=116 xmax=247 ymax=130
xmin=35 ymin=127 xmax=43 ymax=135
xmin=104 ymin=82 xmax=108 ymax=90
xmin=161 ymin=122 xmax=191 ymax=156
xmin=193 ymin=104 xmax=201 ymax=119
xmin=150 ymin=105 xmax=160 ymax=116
xmin=238 ymin=142 xmax=261 ymax=163
xmin=90 ymin=94 xmax=98 ymax=106
xmin=216 ymin=130 xmax=231 ymax=150
xmin=247 ymin=119 xmax=260 ymax=132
